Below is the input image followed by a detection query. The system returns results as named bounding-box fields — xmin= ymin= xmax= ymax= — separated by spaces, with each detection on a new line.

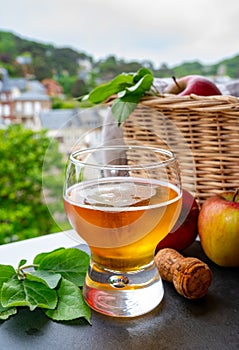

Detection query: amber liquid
xmin=64 ymin=177 xmax=181 ymax=271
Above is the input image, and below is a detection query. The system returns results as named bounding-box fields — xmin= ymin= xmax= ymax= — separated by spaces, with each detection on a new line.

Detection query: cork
xmin=155 ymin=248 xmax=212 ymax=299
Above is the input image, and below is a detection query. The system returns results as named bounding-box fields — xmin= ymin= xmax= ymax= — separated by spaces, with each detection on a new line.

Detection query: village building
xmin=0 ymin=68 xmax=107 ymax=157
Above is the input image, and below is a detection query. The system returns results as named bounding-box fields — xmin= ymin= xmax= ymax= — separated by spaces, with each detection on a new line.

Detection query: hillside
xmin=1 ymin=30 xmax=239 ymax=85
xmin=0 ymin=30 xmax=92 ymax=80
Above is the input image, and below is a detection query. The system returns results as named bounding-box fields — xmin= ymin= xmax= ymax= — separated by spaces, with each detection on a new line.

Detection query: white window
xmin=23 ymin=102 xmax=33 ymax=115
xmin=34 ymin=101 xmax=41 ymax=113
xmin=15 ymin=102 xmax=22 ymax=113
xmin=3 ymin=104 xmax=10 ymax=116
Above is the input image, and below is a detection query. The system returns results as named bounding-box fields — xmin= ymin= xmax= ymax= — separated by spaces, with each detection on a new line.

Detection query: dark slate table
xmin=1 ymin=242 xmax=238 ymax=350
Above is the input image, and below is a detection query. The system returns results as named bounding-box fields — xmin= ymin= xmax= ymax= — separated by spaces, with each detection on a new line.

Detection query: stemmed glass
xmin=63 ymin=145 xmax=182 ymax=317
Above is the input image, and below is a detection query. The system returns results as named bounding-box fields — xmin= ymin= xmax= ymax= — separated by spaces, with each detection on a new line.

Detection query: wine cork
xmin=155 ymin=248 xmax=212 ymax=299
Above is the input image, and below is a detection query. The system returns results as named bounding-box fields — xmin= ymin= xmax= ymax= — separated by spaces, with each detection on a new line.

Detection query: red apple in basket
xmin=165 ymin=75 xmax=222 ymax=96
xmin=155 ymin=189 xmax=199 ymax=253
xmin=198 ymin=190 xmax=239 ymax=267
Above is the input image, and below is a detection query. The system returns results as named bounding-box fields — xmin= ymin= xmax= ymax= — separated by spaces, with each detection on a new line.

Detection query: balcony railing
xmin=0 ymin=229 xmax=85 ymax=266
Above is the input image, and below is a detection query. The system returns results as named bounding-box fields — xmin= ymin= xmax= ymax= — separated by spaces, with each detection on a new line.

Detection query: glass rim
xmin=69 ymin=145 xmax=177 ymax=170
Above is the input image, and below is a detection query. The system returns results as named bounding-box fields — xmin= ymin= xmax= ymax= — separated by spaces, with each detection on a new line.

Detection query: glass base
xmin=83 ymin=261 xmax=164 ymax=317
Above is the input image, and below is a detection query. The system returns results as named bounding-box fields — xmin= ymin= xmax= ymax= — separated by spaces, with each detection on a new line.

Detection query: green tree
xmin=33 ymin=56 xmax=53 ymax=80
xmin=57 ymin=75 xmax=78 ymax=96
xmin=172 ymin=61 xmax=204 ymax=77
xmin=0 ymin=124 xmax=64 ymax=245
xmin=71 ymin=78 xmax=88 ymax=97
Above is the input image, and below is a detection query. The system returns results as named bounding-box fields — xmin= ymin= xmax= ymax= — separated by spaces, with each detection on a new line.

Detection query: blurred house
xmin=39 ymin=107 xmax=106 ymax=156
xmin=0 ymin=68 xmax=15 ymax=123
xmin=0 ymin=68 xmax=51 ymax=128
xmin=0 ymin=67 xmax=108 ymax=155
xmin=13 ymin=90 xmax=51 ymax=130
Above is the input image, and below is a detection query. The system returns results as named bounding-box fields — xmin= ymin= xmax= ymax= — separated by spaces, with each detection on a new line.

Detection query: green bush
xmin=0 ymin=124 xmax=67 ymax=245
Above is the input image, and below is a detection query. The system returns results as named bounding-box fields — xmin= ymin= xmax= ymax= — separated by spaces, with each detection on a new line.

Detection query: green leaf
xmin=18 ymin=259 xmax=27 ymax=268
xmin=0 ymin=248 xmax=92 ymax=324
xmin=133 ymin=67 xmax=153 ymax=83
xmin=76 ymin=67 xmax=154 ymax=125
xmin=85 ymin=73 xmax=134 ymax=104
xmin=0 ymin=302 xmax=17 ymax=320
xmin=33 ymin=248 xmax=90 ymax=287
xmin=0 ymin=264 xmax=16 ymax=289
xmin=121 ymin=74 xmax=153 ymax=98
xmin=1 ymin=277 xmax=58 ymax=311
xmin=76 ymin=97 xmax=95 ymax=108
xmin=112 ymin=98 xmax=138 ymax=125
xmin=26 ymin=270 xmax=61 ymax=289
xmin=45 ymin=278 xmax=91 ymax=324
xmin=0 ymin=265 xmax=18 ymax=320
xmin=112 ymin=74 xmax=153 ymax=125
xmin=33 ymin=247 xmax=65 ymax=265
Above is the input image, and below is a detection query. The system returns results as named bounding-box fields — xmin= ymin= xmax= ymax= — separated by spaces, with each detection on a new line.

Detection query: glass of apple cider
xmin=63 ymin=145 xmax=182 ymax=317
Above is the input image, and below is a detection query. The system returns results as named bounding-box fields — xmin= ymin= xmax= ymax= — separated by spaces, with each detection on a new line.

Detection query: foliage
xmin=56 ymin=75 xmax=78 ymax=96
xmin=155 ymin=63 xmax=174 ymax=78
xmin=71 ymin=78 xmax=89 ymax=97
xmin=0 ymin=124 xmax=64 ymax=245
xmin=0 ymin=32 xmax=18 ymax=58
xmin=172 ymin=61 xmax=205 ymax=78
xmin=0 ymin=31 xmax=92 ymax=81
xmin=0 ymin=247 xmax=91 ymax=323
xmin=1 ymin=30 xmax=239 ymax=96
xmin=51 ymin=97 xmax=79 ymax=109
xmin=78 ymin=68 xmax=154 ymax=125
xmin=218 ymin=55 xmax=239 ymax=78
xmin=33 ymin=56 xmax=53 ymax=81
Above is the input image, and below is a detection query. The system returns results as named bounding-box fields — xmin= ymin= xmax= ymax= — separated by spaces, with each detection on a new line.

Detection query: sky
xmin=1 ymin=0 xmax=239 ymax=68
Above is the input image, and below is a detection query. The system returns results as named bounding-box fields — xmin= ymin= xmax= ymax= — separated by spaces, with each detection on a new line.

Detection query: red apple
xmin=198 ymin=190 xmax=239 ymax=267
xmin=165 ymin=75 xmax=222 ymax=96
xmin=155 ymin=189 xmax=199 ymax=253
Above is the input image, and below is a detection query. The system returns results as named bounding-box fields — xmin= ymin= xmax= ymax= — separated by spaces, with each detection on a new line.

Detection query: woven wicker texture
xmin=121 ymin=94 xmax=239 ymax=206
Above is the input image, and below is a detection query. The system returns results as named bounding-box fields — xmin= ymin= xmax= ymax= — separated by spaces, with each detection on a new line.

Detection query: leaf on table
xmin=33 ymin=248 xmax=90 ymax=287
xmin=26 ymin=270 xmax=61 ymax=289
xmin=33 ymin=247 xmax=65 ymax=265
xmin=0 ymin=264 xmax=16 ymax=289
xmin=0 ymin=302 xmax=17 ymax=320
xmin=1 ymin=276 xmax=58 ymax=311
xmin=17 ymin=259 xmax=28 ymax=269
xmin=45 ymin=278 xmax=91 ymax=324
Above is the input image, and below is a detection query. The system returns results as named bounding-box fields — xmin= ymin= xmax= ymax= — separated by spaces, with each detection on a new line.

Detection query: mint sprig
xmin=33 ymin=247 xmax=89 ymax=287
xmin=45 ymin=278 xmax=91 ymax=323
xmin=78 ymin=67 xmax=155 ymax=125
xmin=0 ymin=247 xmax=91 ymax=324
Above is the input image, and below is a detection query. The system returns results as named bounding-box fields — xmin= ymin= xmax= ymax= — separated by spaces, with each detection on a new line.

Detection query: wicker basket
xmin=118 ymin=94 xmax=239 ymax=206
